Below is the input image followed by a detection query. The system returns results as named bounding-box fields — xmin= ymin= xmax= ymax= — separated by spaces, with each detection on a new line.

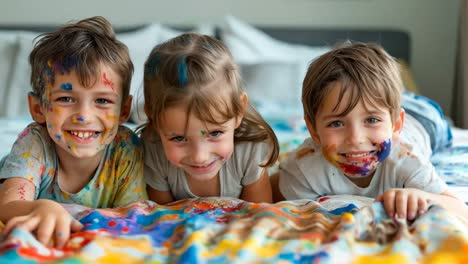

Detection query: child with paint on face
xmin=271 ymin=42 xmax=468 ymax=220
xmin=140 ymin=33 xmax=279 ymax=204
xmin=0 ymin=16 xmax=148 ymax=247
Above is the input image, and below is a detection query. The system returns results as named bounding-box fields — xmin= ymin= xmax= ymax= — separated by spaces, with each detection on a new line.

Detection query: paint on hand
xmin=60 ymin=83 xmax=73 ymax=91
xmin=178 ymin=56 xmax=188 ymax=87
xmin=103 ymin=72 xmax=114 ymax=90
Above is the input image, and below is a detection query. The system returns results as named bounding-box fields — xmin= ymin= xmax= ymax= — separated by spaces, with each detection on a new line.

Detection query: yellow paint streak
xmin=77 ymin=235 xmax=153 ymax=263
xmin=353 ymin=253 xmax=410 ymax=264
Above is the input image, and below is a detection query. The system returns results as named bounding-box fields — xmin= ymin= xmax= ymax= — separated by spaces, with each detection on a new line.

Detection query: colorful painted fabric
xmin=0 ymin=196 xmax=466 ymax=263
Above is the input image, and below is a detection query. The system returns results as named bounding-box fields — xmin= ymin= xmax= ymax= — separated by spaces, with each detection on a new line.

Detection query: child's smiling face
xmin=38 ymin=64 xmax=130 ymax=159
xmin=307 ymin=81 xmax=404 ymax=181
xmin=157 ymin=103 xmax=242 ymax=182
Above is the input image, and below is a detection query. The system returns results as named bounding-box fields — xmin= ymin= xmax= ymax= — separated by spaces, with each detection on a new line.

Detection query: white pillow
xmin=240 ymin=61 xmax=303 ymax=105
xmin=117 ymin=24 xmax=168 ymax=124
xmin=220 ymin=16 xmax=330 ymax=107
xmin=0 ymin=33 xmax=20 ymax=117
xmin=6 ymin=32 xmax=40 ymax=118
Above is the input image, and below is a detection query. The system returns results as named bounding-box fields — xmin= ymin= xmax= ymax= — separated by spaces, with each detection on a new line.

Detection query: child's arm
xmin=147 ymin=186 xmax=175 ymax=205
xmin=376 ymin=188 xmax=468 ymax=220
xmin=240 ymin=169 xmax=273 ymax=203
xmin=0 ymin=178 xmax=83 ymax=248
xmin=270 ymin=172 xmax=286 ymax=203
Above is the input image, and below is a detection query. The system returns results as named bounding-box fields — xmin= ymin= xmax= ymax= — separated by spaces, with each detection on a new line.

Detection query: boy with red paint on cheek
xmin=0 ymin=16 xmax=148 ymax=248
xmin=271 ymin=42 xmax=468 ymax=220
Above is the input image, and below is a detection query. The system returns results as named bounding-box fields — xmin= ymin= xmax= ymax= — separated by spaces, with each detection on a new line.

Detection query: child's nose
xmin=73 ymin=103 xmax=93 ymax=124
xmin=345 ymin=126 xmax=364 ymax=145
xmin=190 ymin=143 xmax=210 ymax=164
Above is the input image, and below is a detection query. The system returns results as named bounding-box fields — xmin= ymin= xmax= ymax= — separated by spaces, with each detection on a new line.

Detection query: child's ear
xmin=392 ymin=108 xmax=405 ymax=138
xmin=236 ymin=92 xmax=248 ymax=128
xmin=118 ymin=95 xmax=133 ymax=124
xmin=305 ymin=117 xmax=321 ymax=145
xmin=28 ymin=92 xmax=46 ymax=123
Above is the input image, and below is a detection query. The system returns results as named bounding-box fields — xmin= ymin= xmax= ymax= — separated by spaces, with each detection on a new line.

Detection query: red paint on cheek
xmin=103 ymin=72 xmax=114 ymax=90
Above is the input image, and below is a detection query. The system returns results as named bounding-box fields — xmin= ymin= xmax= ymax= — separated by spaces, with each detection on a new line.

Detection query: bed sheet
xmin=0 ymin=196 xmax=466 ymax=263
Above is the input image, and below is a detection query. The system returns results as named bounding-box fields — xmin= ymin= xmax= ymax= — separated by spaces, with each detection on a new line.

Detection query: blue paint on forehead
xmin=60 ymin=83 xmax=73 ymax=91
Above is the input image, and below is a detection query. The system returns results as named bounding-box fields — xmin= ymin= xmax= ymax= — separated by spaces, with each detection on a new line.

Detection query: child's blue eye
xmin=208 ymin=131 xmax=223 ymax=137
xmin=96 ymin=98 xmax=111 ymax=104
xmin=327 ymin=121 xmax=343 ymax=128
xmin=366 ymin=117 xmax=380 ymax=124
xmin=170 ymin=136 xmax=186 ymax=143
xmin=56 ymin=97 xmax=73 ymax=103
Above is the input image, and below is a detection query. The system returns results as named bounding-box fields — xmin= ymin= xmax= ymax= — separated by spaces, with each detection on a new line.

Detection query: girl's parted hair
xmin=141 ymin=33 xmax=279 ymax=167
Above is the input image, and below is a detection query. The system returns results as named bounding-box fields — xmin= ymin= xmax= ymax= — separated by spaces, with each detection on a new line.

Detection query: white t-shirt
xmin=143 ymin=135 xmax=269 ymax=200
xmin=278 ymin=115 xmax=447 ymax=200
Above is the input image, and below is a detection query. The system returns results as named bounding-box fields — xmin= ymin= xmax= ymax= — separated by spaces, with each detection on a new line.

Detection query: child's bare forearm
xmin=429 ymin=191 xmax=468 ymax=219
xmin=0 ymin=200 xmax=36 ymax=223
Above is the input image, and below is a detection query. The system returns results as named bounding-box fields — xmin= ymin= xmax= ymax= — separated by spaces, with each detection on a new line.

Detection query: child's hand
xmin=2 ymin=199 xmax=83 ymax=248
xmin=375 ymin=188 xmax=431 ymax=220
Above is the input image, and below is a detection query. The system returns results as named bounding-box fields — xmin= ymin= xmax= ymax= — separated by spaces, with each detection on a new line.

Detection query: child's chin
xmin=65 ymin=147 xmax=104 ymax=159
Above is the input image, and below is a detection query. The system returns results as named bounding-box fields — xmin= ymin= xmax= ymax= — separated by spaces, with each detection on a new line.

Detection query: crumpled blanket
xmin=0 ymin=196 xmax=466 ymax=263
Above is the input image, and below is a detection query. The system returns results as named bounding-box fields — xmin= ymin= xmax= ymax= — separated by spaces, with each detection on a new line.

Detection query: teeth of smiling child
xmin=346 ymin=153 xmax=369 ymax=158
xmin=70 ymin=131 xmax=93 ymax=139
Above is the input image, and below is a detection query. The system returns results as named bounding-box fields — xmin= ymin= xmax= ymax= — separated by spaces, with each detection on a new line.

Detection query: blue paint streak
xmin=178 ymin=56 xmax=188 ymax=87
xmin=60 ymin=82 xmax=73 ymax=91
xmin=376 ymin=139 xmax=391 ymax=162
xmin=329 ymin=204 xmax=358 ymax=215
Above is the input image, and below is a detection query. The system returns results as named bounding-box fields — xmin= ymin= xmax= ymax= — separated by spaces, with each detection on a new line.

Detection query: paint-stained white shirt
xmin=278 ymin=115 xmax=446 ymax=200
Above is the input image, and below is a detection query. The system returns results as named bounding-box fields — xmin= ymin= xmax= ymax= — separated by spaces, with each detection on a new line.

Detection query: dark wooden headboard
xmin=0 ymin=24 xmax=411 ymax=64
xmin=242 ymin=27 xmax=411 ymax=64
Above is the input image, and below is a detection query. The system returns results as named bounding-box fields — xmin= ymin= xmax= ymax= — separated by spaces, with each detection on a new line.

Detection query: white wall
xmin=0 ymin=0 xmax=460 ymax=116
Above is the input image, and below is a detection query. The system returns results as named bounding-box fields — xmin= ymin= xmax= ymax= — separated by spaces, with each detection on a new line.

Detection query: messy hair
xmin=29 ymin=16 xmax=133 ymax=103
xmin=302 ymin=42 xmax=402 ymax=128
xmin=140 ymin=33 xmax=279 ymax=167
